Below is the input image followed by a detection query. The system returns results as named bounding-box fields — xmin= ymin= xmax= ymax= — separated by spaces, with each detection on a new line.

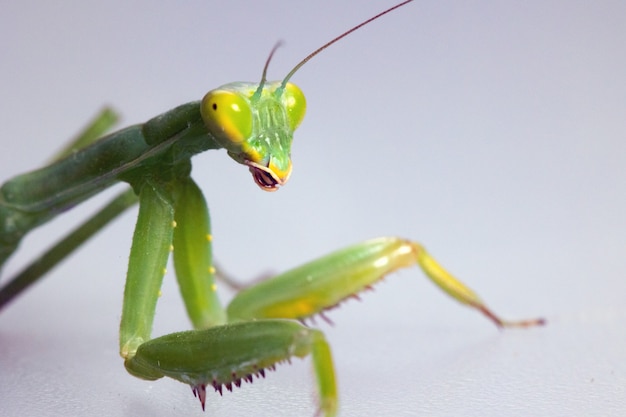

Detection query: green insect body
xmin=0 ymin=1 xmax=544 ymax=416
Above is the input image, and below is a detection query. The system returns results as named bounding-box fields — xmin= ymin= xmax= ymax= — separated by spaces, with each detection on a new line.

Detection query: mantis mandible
xmin=0 ymin=1 xmax=545 ymax=416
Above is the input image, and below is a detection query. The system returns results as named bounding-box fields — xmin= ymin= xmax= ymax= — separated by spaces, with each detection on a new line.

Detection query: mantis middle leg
xmin=226 ymin=237 xmax=546 ymax=328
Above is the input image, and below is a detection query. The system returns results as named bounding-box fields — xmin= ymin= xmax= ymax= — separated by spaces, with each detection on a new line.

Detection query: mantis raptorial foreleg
xmin=125 ymin=320 xmax=337 ymax=415
xmin=120 ymin=179 xmax=175 ymax=358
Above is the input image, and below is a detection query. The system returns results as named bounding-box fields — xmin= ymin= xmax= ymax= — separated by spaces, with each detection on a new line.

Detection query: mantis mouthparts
xmin=246 ymin=160 xmax=288 ymax=191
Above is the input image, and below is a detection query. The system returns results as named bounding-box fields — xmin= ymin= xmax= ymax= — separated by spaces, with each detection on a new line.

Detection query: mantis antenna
xmin=252 ymin=0 xmax=413 ymax=100
xmin=252 ymin=41 xmax=285 ymax=101
xmin=271 ymin=0 xmax=414 ymax=95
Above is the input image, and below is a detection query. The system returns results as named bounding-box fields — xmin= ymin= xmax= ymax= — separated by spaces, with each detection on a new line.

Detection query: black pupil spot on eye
xmin=212 ymin=103 xmax=217 ymax=110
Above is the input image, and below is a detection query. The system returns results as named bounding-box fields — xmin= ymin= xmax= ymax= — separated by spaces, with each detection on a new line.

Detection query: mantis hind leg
xmin=226 ymin=237 xmax=546 ymax=328
xmin=0 ymin=108 xmax=128 ymax=308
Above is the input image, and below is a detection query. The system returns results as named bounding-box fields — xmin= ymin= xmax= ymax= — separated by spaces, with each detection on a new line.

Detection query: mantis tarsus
xmin=0 ymin=1 xmax=545 ymax=415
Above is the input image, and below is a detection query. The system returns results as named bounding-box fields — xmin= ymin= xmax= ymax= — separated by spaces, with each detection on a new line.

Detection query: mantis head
xmin=200 ymin=0 xmax=413 ymax=191
xmin=200 ymin=79 xmax=305 ymax=192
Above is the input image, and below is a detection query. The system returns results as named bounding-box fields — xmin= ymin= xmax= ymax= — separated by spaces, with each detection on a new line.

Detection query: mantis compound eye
xmin=280 ymin=82 xmax=306 ymax=132
xmin=201 ymin=90 xmax=253 ymax=149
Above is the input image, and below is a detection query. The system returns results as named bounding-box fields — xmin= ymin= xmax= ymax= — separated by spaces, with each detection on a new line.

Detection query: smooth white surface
xmin=1 ymin=1 xmax=625 ymax=416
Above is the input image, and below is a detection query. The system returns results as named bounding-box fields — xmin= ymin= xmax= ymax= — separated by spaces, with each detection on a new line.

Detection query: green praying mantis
xmin=0 ymin=1 xmax=546 ymax=416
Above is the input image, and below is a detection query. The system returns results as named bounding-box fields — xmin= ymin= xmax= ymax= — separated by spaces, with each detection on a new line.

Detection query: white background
xmin=1 ymin=1 xmax=625 ymax=416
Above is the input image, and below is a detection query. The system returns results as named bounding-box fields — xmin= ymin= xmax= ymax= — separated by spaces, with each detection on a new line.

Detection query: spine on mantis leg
xmin=227 ymin=237 xmax=545 ymax=328
xmin=124 ymin=319 xmax=338 ymax=416
xmin=227 ymin=238 xmax=419 ymax=321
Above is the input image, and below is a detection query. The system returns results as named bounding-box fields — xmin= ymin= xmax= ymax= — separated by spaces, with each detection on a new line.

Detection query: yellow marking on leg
xmin=262 ymin=300 xmax=317 ymax=320
xmin=206 ymin=234 xmax=212 ymax=241
xmin=208 ymin=266 xmax=216 ymax=274
xmin=171 ymin=220 xmax=177 ymax=228
xmin=211 ymin=284 xmax=217 ymax=292
xmin=169 ymin=244 xmax=174 ymax=252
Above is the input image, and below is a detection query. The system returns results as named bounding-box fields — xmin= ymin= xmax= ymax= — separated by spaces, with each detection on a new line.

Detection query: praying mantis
xmin=0 ymin=1 xmax=546 ymax=416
